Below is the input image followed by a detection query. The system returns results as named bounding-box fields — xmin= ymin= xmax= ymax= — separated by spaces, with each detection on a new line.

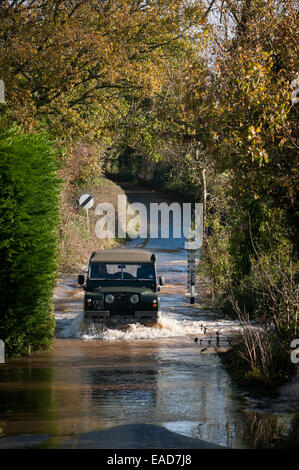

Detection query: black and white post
xmin=0 ymin=339 xmax=4 ymax=363
xmin=187 ymin=249 xmax=196 ymax=304
xmin=79 ymin=193 xmax=94 ymax=233
xmin=0 ymin=79 xmax=5 ymax=104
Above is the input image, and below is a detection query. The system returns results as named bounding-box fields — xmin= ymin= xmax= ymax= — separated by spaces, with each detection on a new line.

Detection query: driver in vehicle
xmin=90 ymin=262 xmax=155 ymax=280
xmin=98 ymin=264 xmax=107 ymax=277
xmin=90 ymin=263 xmax=109 ymax=278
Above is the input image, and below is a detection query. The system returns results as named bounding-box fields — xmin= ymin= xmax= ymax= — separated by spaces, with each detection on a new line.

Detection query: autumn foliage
xmin=0 ymin=0 xmax=298 ymax=362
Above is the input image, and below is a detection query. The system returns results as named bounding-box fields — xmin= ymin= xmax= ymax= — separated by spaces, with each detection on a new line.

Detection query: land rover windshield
xmin=90 ymin=262 xmax=155 ymax=280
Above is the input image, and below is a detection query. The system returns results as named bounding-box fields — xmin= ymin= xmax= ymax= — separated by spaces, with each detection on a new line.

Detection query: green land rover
xmin=78 ymin=249 xmax=165 ymax=324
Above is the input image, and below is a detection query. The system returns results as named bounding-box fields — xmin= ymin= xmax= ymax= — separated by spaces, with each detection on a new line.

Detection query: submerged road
xmin=0 ymin=187 xmax=298 ymax=449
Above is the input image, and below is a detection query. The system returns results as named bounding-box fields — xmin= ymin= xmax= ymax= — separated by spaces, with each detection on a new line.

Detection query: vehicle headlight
xmin=105 ymin=294 xmax=114 ymax=304
xmin=130 ymin=294 xmax=139 ymax=304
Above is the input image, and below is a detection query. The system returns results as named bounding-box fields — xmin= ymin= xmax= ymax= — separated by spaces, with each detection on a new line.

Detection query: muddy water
xmin=0 ymin=188 xmax=298 ymax=448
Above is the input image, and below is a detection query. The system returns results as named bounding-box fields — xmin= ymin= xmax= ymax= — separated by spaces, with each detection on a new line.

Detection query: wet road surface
xmin=0 ymin=187 xmax=298 ymax=449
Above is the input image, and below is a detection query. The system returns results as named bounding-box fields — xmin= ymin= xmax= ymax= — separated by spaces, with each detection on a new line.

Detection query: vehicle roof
xmin=90 ymin=249 xmax=155 ymax=263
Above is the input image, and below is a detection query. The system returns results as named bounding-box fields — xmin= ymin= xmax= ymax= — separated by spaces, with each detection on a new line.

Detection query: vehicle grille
xmin=106 ymin=292 xmax=135 ymax=316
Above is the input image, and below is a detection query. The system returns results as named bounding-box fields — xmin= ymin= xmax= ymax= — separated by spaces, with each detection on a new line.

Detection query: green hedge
xmin=0 ymin=127 xmax=60 ymax=357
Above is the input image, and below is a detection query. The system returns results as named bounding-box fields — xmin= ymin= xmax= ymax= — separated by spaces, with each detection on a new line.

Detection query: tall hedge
xmin=0 ymin=127 xmax=60 ymax=357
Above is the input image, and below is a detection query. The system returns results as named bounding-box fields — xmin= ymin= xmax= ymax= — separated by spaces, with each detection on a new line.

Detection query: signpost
xmin=0 ymin=340 xmax=4 ymax=364
xmin=291 ymin=76 xmax=299 ymax=105
xmin=187 ymin=249 xmax=196 ymax=304
xmin=79 ymin=193 xmax=94 ymax=232
xmin=0 ymin=80 xmax=4 ymax=104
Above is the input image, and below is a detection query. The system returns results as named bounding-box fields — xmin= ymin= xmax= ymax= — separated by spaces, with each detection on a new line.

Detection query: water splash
xmin=57 ymin=309 xmax=241 ymax=342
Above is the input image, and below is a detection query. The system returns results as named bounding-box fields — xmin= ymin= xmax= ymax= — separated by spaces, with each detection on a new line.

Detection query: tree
xmin=0 ymin=0 xmax=206 ymax=140
xmin=210 ymin=0 xmax=298 ymax=255
xmin=0 ymin=126 xmax=60 ymax=357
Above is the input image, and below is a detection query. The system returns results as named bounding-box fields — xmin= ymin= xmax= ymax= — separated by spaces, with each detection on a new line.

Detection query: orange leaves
xmin=0 ymin=0 xmax=206 ymax=140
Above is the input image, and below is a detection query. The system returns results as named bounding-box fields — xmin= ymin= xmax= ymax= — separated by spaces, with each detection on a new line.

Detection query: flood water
xmin=0 ymin=188 xmax=298 ymax=448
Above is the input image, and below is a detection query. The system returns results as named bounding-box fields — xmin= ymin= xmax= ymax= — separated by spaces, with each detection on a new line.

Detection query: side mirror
xmin=78 ymin=274 xmax=85 ymax=286
xmin=159 ymin=276 xmax=165 ymax=286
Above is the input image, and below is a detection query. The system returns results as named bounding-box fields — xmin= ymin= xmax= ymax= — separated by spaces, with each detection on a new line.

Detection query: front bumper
xmin=84 ymin=310 xmax=160 ymax=324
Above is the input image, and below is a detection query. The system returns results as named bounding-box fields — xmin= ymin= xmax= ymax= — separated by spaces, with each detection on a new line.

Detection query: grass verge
xmin=218 ymin=329 xmax=296 ymax=398
xmin=58 ymin=177 xmax=128 ymax=272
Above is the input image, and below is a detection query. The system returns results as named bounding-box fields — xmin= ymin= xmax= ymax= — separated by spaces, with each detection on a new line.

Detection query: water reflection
xmin=0 ymin=366 xmax=57 ymax=436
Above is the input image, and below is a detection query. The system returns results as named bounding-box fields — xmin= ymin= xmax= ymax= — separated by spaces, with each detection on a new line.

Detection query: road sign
xmin=79 ymin=193 xmax=94 ymax=232
xmin=79 ymin=193 xmax=94 ymax=211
